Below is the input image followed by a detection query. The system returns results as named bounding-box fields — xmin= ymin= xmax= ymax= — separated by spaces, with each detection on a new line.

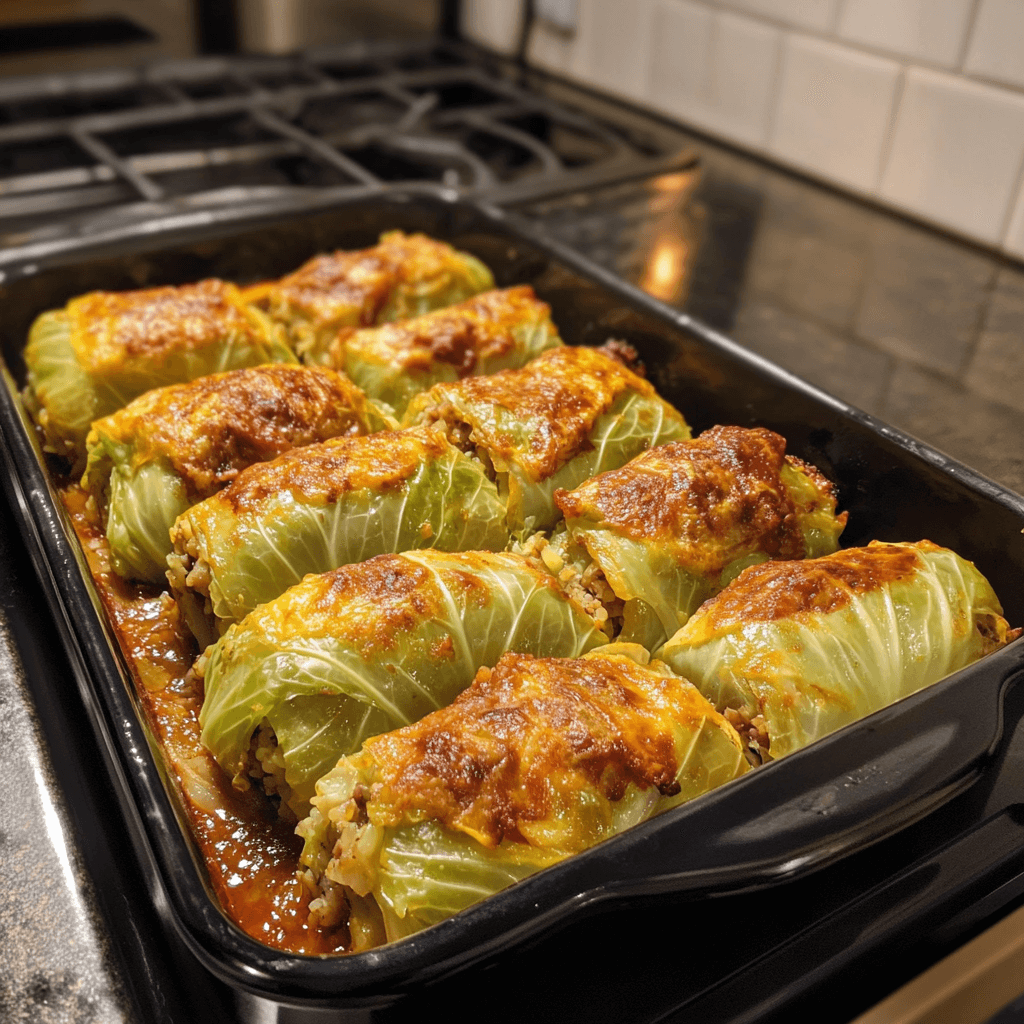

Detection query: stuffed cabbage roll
xmin=324 ymin=286 xmax=564 ymax=417
xmin=168 ymin=424 xmax=510 ymax=642
xmin=245 ymin=230 xmax=494 ymax=363
xmin=24 ymin=278 xmax=293 ymax=463
xmin=296 ymin=645 xmax=749 ymax=947
xmin=659 ymin=540 xmax=1018 ymax=761
xmin=532 ymin=426 xmax=847 ymax=651
xmin=197 ymin=550 xmax=608 ymax=818
xmin=403 ymin=345 xmax=691 ymax=535
xmin=82 ymin=364 xmax=387 ymax=584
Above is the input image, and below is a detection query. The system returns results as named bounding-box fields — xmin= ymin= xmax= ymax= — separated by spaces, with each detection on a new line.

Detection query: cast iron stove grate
xmin=0 ymin=37 xmax=697 ymax=260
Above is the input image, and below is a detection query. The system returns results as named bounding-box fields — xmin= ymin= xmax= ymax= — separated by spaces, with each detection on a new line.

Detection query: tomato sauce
xmin=61 ymin=484 xmax=349 ymax=956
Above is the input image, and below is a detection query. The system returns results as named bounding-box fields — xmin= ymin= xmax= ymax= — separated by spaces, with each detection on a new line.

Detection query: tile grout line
xmin=830 ymin=0 xmax=845 ymax=35
xmin=962 ymin=69 xmax=1024 ymax=96
xmin=761 ymin=25 xmax=787 ymax=153
xmin=698 ymin=0 xmax=1024 ymax=101
xmin=956 ymin=259 xmax=1001 ymax=383
xmin=846 ymin=214 xmax=880 ymax=340
xmin=996 ymin=144 xmax=1024 ymax=250
xmin=873 ymin=66 xmax=907 ymax=195
xmin=874 ymin=348 xmax=899 ymax=428
xmin=739 ymin=281 xmax=903 ymax=419
xmin=712 ymin=0 xmax=832 ymax=36
xmin=956 ymin=0 xmax=983 ymax=73
xmin=739 ymin=234 xmax=891 ymax=366
xmin=540 ymin=1 xmax=1024 ymax=263
xmin=705 ymin=7 xmax=719 ymax=112
xmin=634 ymin=0 xmax=660 ymax=107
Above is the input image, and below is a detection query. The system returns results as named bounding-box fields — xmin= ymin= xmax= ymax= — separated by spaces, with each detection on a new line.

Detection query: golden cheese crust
xmin=220 ymin=551 xmax=550 ymax=650
xmin=410 ymin=346 xmax=666 ymax=481
xmin=556 ymin=425 xmax=837 ymax=572
xmin=213 ymin=425 xmax=450 ymax=513
xmin=67 ymin=279 xmax=259 ymax=376
xmin=331 ymin=285 xmax=550 ymax=375
xmin=245 ymin=231 xmax=474 ymax=332
xmin=359 ymin=651 xmax=723 ymax=848
xmin=87 ymin=365 xmax=375 ymax=496
xmin=695 ymin=540 xmax=928 ymax=628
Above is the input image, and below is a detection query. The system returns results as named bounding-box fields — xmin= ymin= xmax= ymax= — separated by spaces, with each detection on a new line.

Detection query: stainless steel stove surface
xmin=3 ymin=35 xmax=1024 ymax=1024
xmin=0 ymin=39 xmax=701 ymax=1024
xmin=0 ymin=38 xmax=696 ymax=259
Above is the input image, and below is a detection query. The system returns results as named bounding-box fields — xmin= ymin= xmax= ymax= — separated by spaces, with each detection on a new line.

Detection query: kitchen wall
xmin=462 ymin=0 xmax=1024 ymax=261
xmin=237 ymin=0 xmax=438 ymax=53
xmin=0 ymin=0 xmax=196 ymax=75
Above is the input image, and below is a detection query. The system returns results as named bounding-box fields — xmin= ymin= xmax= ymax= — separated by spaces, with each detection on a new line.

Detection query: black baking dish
xmin=1 ymin=191 xmax=1024 ymax=1018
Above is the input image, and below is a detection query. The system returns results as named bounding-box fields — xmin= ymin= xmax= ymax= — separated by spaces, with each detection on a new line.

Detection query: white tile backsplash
xmin=461 ymin=0 xmax=524 ymax=54
xmin=965 ymin=0 xmax=1024 ymax=90
xmin=647 ymin=2 xmax=780 ymax=147
xmin=770 ymin=35 xmax=900 ymax=192
xmin=528 ymin=17 xmax=578 ymax=77
xmin=458 ymin=0 xmax=1024 ymax=258
xmin=837 ymin=0 xmax=973 ymax=68
xmin=581 ymin=0 xmax=657 ymax=102
xmin=719 ymin=0 xmax=838 ymax=32
xmin=1002 ymin=182 xmax=1024 ymax=260
xmin=880 ymin=68 xmax=1024 ymax=244
xmin=709 ymin=12 xmax=783 ymax=145
xmin=647 ymin=1 xmax=715 ymax=115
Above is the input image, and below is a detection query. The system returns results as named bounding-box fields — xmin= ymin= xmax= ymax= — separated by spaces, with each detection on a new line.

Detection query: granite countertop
xmin=2 ymin=123 xmax=1023 ymax=1023
xmin=522 ymin=133 xmax=1024 ymax=499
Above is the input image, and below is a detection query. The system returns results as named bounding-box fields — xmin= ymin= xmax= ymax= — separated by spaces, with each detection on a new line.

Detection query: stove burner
xmin=0 ymin=40 xmax=697 ymax=255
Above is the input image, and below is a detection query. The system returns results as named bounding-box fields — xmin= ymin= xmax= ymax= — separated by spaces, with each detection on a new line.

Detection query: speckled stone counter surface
xmin=2 ymin=123 xmax=1024 ymax=1023
xmin=0 ymin=474 xmax=232 ymax=1022
xmin=519 ymin=135 xmax=1024 ymax=498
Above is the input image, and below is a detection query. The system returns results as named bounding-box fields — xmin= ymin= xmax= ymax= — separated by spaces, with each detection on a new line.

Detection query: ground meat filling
xmin=443 ymin=418 xmax=499 ymax=482
xmin=516 ymin=532 xmax=623 ymax=639
xmin=302 ymin=872 xmax=349 ymax=930
xmin=164 ymin=550 xmax=190 ymax=595
xmin=235 ymin=720 xmax=297 ymax=824
xmin=166 ymin=518 xmax=210 ymax=598
xmin=166 ymin=519 xmax=222 ymax=649
xmin=300 ymin=789 xmax=375 ymax=930
xmin=597 ymin=337 xmax=645 ymax=376
xmin=723 ymin=707 xmax=770 ymax=765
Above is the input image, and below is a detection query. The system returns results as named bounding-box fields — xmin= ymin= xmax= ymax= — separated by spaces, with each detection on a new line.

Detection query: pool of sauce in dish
xmin=61 ymin=484 xmax=349 ymax=956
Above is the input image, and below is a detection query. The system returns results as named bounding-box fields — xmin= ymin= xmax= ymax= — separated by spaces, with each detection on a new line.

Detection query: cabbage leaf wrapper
xmin=197 ymin=550 xmax=608 ymax=818
xmin=81 ymin=365 xmax=387 ymax=584
xmin=24 ymin=278 xmax=294 ymax=464
xmin=168 ymin=425 xmax=511 ymax=640
xmin=659 ymin=540 xmax=1018 ymax=760
xmin=402 ymin=345 xmax=691 ymax=535
xmin=296 ymin=645 xmax=749 ymax=947
xmin=245 ymin=230 xmax=494 ymax=363
xmin=544 ymin=425 xmax=847 ymax=651
xmin=325 ymin=286 xmax=564 ymax=417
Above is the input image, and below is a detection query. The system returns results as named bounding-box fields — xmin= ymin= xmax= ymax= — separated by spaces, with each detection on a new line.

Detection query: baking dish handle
xmin=586 ymin=646 xmax=1024 ymax=902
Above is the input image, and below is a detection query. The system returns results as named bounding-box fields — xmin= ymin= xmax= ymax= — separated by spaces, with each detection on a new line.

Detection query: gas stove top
xmin=4 ymin=32 xmax=1024 ymax=1024
xmin=0 ymin=37 xmax=697 ymax=257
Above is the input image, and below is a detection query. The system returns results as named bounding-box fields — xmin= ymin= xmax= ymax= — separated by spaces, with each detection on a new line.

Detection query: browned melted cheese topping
xmin=88 ymin=365 xmax=373 ymax=496
xmin=216 ymin=426 xmax=449 ymax=513
xmin=251 ymin=554 xmax=433 ymax=653
xmin=221 ymin=552 xmax=534 ymax=655
xmin=362 ymin=652 xmax=695 ymax=849
xmin=246 ymin=231 xmax=466 ymax=330
xmin=556 ymin=425 xmax=825 ymax=570
xmin=699 ymin=541 xmax=928 ymax=627
xmin=61 ymin=484 xmax=347 ymax=954
xmin=417 ymin=346 xmax=661 ymax=481
xmin=334 ymin=286 xmax=550 ymax=375
xmin=67 ymin=279 xmax=256 ymax=376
